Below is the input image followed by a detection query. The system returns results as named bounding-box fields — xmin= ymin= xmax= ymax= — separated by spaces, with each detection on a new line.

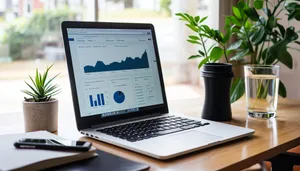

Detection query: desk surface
xmin=0 ymin=95 xmax=300 ymax=171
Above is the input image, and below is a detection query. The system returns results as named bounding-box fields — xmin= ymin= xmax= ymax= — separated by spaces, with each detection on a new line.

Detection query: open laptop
xmin=61 ymin=21 xmax=254 ymax=160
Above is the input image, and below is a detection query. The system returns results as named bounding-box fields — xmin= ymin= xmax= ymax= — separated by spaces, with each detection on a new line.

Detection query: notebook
xmin=0 ymin=131 xmax=97 ymax=171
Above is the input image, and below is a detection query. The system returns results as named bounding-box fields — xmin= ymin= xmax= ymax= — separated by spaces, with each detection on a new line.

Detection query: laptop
xmin=61 ymin=21 xmax=254 ymax=160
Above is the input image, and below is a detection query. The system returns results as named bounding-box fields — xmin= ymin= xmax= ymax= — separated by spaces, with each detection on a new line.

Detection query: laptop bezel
xmin=61 ymin=21 xmax=169 ymax=130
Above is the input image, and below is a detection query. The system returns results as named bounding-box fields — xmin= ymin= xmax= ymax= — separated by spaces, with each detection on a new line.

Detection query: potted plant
xmin=21 ymin=64 xmax=61 ymax=132
xmin=176 ymin=0 xmax=300 ymax=121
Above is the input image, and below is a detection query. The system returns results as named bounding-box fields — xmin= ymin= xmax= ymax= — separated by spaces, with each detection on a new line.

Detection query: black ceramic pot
xmin=201 ymin=63 xmax=234 ymax=121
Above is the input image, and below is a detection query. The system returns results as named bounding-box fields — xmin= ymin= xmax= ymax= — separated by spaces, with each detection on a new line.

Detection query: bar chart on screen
xmin=89 ymin=93 xmax=106 ymax=107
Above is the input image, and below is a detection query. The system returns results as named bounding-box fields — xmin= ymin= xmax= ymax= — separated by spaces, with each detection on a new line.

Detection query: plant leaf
xmin=244 ymin=7 xmax=260 ymax=21
xmin=254 ymin=0 xmax=264 ymax=9
xmin=188 ymin=55 xmax=201 ymax=60
xmin=198 ymin=58 xmax=209 ymax=69
xmin=176 ymin=13 xmax=190 ymax=23
xmin=24 ymin=81 xmax=41 ymax=97
xmin=198 ymin=50 xmax=205 ymax=56
xmin=185 ymin=24 xmax=198 ymax=33
xmin=277 ymin=24 xmax=286 ymax=37
xmin=194 ymin=16 xmax=200 ymax=23
xmin=237 ymin=1 xmax=246 ymax=10
xmin=267 ymin=15 xmax=277 ymax=29
xmin=267 ymin=27 xmax=298 ymax=69
xmin=230 ymin=78 xmax=245 ymax=103
xmin=279 ymin=81 xmax=287 ymax=98
xmin=227 ymin=16 xmax=241 ymax=26
xmin=44 ymin=73 xmax=60 ymax=90
xmin=251 ymin=27 xmax=265 ymax=45
xmin=230 ymin=49 xmax=249 ymax=61
xmin=188 ymin=35 xmax=200 ymax=40
xmin=233 ymin=6 xmax=242 ymax=20
xmin=209 ymin=47 xmax=224 ymax=62
xmin=227 ymin=40 xmax=243 ymax=51
xmin=187 ymin=39 xmax=201 ymax=44
xmin=199 ymin=16 xmax=208 ymax=23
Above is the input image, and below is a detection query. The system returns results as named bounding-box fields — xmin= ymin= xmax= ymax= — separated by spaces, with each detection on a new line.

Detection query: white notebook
xmin=0 ymin=131 xmax=97 ymax=171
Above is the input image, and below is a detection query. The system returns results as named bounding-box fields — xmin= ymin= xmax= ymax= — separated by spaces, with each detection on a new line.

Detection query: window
xmin=0 ymin=0 xmax=219 ymax=114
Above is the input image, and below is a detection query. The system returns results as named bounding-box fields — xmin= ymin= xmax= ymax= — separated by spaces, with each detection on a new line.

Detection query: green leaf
xmin=284 ymin=26 xmax=298 ymax=42
xmin=188 ymin=35 xmax=200 ymax=40
xmin=176 ymin=13 xmax=190 ymax=22
xmin=45 ymin=73 xmax=60 ymax=89
xmin=184 ymin=13 xmax=196 ymax=25
xmin=198 ymin=50 xmax=205 ymax=56
xmin=251 ymin=27 xmax=265 ymax=45
xmin=244 ymin=7 xmax=260 ymax=21
xmin=194 ymin=16 xmax=200 ymax=23
xmin=24 ymin=81 xmax=41 ymax=97
xmin=268 ymin=43 xmax=293 ymax=68
xmin=187 ymin=39 xmax=201 ymax=44
xmin=230 ymin=78 xmax=245 ymax=103
xmin=267 ymin=15 xmax=277 ymax=29
xmin=42 ymin=64 xmax=54 ymax=85
xmin=277 ymin=24 xmax=286 ymax=37
xmin=227 ymin=40 xmax=243 ymax=51
xmin=198 ymin=58 xmax=209 ymax=69
xmin=209 ymin=47 xmax=224 ymax=62
xmin=254 ymin=0 xmax=264 ymax=9
xmin=227 ymin=16 xmax=241 ymax=26
xmin=200 ymin=16 xmax=208 ymax=23
xmin=245 ymin=20 xmax=252 ymax=30
xmin=279 ymin=81 xmax=287 ymax=98
xmin=202 ymin=25 xmax=211 ymax=33
xmin=230 ymin=49 xmax=249 ymax=61
xmin=232 ymin=6 xmax=242 ymax=19
xmin=185 ymin=24 xmax=198 ymax=33
xmin=237 ymin=1 xmax=246 ymax=10
xmin=285 ymin=2 xmax=300 ymax=13
xmin=188 ymin=55 xmax=201 ymax=60
xmin=214 ymin=30 xmax=223 ymax=42
xmin=21 ymin=90 xmax=39 ymax=98
xmin=267 ymin=26 xmax=298 ymax=69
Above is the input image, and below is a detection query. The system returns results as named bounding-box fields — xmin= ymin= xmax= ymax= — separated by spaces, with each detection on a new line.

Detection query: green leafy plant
xmin=22 ymin=64 xmax=61 ymax=102
xmin=176 ymin=0 xmax=300 ymax=103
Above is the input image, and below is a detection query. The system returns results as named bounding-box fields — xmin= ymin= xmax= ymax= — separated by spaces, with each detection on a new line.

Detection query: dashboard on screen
xmin=67 ymin=28 xmax=164 ymax=118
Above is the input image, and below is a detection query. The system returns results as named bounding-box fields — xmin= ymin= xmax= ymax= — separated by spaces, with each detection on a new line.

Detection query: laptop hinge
xmin=90 ymin=113 xmax=165 ymax=129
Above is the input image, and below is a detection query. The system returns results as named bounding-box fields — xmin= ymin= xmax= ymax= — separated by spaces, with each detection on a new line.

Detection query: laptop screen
xmin=67 ymin=28 xmax=164 ymax=118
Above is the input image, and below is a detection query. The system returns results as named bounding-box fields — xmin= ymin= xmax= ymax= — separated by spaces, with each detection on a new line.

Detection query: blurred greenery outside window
xmin=0 ymin=0 xmax=172 ymax=63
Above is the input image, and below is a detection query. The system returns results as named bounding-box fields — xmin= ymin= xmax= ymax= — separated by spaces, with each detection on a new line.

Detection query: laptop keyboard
xmin=96 ymin=116 xmax=210 ymax=142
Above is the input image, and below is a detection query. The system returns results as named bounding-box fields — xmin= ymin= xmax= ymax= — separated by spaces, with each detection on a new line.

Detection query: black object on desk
xmin=44 ymin=149 xmax=150 ymax=171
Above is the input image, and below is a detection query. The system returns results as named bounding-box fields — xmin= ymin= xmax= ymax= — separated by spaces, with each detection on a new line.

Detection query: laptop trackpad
xmin=138 ymin=131 xmax=223 ymax=157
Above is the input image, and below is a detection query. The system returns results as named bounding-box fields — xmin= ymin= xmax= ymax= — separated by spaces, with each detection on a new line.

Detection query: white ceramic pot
xmin=23 ymin=99 xmax=58 ymax=132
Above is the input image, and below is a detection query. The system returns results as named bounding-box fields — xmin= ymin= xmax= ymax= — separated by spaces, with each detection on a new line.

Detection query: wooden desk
xmin=0 ymin=97 xmax=300 ymax=171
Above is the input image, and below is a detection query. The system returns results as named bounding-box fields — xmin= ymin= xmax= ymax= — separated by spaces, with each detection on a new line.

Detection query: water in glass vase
xmin=245 ymin=74 xmax=279 ymax=119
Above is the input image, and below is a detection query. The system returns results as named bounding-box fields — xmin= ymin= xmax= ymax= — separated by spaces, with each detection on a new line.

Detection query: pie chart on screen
xmin=113 ymin=91 xmax=125 ymax=104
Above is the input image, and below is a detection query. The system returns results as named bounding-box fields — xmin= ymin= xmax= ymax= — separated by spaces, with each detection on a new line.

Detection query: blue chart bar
xmin=97 ymin=94 xmax=101 ymax=106
xmin=101 ymin=93 xmax=105 ymax=105
xmin=89 ymin=93 xmax=105 ymax=107
xmin=89 ymin=95 xmax=94 ymax=107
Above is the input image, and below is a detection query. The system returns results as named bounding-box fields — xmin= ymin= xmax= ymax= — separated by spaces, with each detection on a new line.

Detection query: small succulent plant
xmin=22 ymin=64 xmax=61 ymax=102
